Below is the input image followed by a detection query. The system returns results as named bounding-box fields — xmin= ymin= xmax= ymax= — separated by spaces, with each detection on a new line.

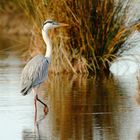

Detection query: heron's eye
xmin=53 ymin=22 xmax=58 ymax=26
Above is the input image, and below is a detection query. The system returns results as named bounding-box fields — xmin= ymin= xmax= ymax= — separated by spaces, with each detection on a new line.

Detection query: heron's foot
xmin=44 ymin=106 xmax=49 ymax=115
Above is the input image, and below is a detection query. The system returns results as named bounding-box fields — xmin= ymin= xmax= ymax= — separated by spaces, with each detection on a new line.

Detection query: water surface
xmin=0 ymin=36 xmax=140 ymax=140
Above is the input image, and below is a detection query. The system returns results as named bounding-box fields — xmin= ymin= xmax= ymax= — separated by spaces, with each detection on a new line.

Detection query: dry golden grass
xmin=3 ymin=0 xmax=140 ymax=74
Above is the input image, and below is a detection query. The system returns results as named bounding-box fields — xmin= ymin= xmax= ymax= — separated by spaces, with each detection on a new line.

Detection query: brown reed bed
xmin=2 ymin=0 xmax=140 ymax=74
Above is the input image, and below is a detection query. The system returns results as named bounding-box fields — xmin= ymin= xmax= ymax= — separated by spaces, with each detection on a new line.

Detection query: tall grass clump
xmin=16 ymin=0 xmax=140 ymax=74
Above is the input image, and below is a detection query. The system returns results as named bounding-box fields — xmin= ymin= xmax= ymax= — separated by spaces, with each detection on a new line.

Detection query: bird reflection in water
xmin=22 ymin=115 xmax=47 ymax=140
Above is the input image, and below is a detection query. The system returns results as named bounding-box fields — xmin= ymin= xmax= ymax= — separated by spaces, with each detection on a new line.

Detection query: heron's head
xmin=42 ymin=19 xmax=68 ymax=31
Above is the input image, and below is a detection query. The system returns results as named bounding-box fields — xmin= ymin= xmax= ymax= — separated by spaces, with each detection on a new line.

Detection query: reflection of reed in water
xmin=47 ymin=75 xmax=119 ymax=140
xmin=46 ymin=74 xmax=92 ymax=140
xmin=137 ymin=131 xmax=140 ymax=140
xmin=93 ymin=76 xmax=120 ymax=140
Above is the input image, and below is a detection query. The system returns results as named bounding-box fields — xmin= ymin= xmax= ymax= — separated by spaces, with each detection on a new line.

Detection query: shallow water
xmin=0 ymin=36 xmax=140 ymax=140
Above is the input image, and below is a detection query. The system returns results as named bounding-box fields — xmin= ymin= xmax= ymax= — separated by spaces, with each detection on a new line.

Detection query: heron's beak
xmin=59 ymin=23 xmax=69 ymax=27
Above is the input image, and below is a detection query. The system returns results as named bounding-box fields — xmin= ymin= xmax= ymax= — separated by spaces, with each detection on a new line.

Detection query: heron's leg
xmin=33 ymin=88 xmax=38 ymax=123
xmin=34 ymin=94 xmax=38 ymax=123
xmin=33 ymin=88 xmax=49 ymax=115
xmin=36 ymin=95 xmax=49 ymax=115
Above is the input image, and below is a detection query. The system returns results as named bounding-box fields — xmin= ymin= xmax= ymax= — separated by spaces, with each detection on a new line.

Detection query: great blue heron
xmin=20 ymin=19 xmax=68 ymax=116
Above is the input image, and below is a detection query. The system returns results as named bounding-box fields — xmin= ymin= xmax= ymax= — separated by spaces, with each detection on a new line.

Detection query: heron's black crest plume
xmin=43 ymin=20 xmax=53 ymax=26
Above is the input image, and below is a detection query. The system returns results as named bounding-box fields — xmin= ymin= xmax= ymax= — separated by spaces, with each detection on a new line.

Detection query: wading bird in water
xmin=20 ymin=19 xmax=68 ymax=118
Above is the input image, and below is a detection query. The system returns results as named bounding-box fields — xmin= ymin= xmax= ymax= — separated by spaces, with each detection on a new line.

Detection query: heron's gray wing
xmin=20 ymin=55 xmax=49 ymax=95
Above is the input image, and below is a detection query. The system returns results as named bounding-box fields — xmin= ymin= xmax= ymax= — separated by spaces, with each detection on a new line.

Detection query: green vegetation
xmin=1 ymin=0 xmax=140 ymax=74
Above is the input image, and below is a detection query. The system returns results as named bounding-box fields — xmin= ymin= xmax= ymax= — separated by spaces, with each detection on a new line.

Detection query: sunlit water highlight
xmin=0 ymin=37 xmax=140 ymax=140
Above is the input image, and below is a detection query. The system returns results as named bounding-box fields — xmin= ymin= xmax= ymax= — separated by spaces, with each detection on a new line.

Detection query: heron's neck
xmin=42 ymin=30 xmax=52 ymax=63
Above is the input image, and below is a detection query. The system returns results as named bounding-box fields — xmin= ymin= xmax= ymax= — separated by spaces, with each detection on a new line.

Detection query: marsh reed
xmin=2 ymin=0 xmax=140 ymax=74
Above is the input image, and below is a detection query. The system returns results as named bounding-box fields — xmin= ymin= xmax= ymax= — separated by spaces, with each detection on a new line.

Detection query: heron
xmin=20 ymin=19 xmax=68 ymax=117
